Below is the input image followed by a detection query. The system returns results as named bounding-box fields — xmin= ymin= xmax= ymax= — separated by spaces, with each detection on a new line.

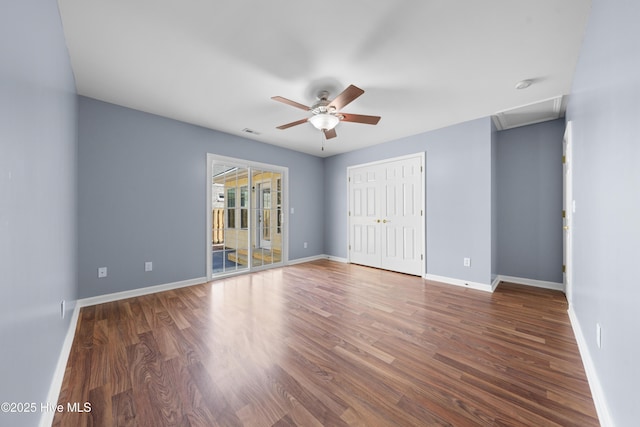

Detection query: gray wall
xmin=324 ymin=117 xmax=494 ymax=285
xmin=77 ymin=97 xmax=324 ymax=298
xmin=566 ymin=0 xmax=640 ymax=424
xmin=0 ymin=1 xmax=78 ymax=426
xmin=496 ymin=119 xmax=564 ymax=283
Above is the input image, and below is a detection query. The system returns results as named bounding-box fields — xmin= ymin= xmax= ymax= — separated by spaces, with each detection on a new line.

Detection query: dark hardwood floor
xmin=53 ymin=260 xmax=599 ymax=426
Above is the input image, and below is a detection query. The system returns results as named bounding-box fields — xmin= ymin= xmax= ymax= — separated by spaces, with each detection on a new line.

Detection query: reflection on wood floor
xmin=53 ymin=260 xmax=599 ymax=426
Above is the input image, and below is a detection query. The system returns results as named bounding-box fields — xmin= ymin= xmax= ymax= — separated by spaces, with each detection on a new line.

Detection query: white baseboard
xmin=77 ymin=277 xmax=207 ymax=308
xmin=496 ymin=275 xmax=564 ymax=292
xmin=287 ymin=254 xmax=331 ymax=265
xmin=424 ymin=273 xmax=493 ymax=292
xmin=287 ymin=254 xmax=349 ymax=265
xmin=491 ymin=276 xmax=501 ymax=291
xmin=39 ymin=302 xmax=81 ymax=427
xmin=568 ymin=306 xmax=613 ymax=427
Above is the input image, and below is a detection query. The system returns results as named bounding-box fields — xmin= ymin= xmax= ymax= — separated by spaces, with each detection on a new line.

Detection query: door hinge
xmin=348 ymin=211 xmax=351 ymax=216
xmin=562 ymin=155 xmax=566 ymax=164
xmin=348 ymin=177 xmax=351 ymax=182
xmin=421 ymin=209 xmax=423 ymax=216
xmin=562 ymin=264 xmax=566 ymax=273
xmin=420 ymin=165 xmax=423 ymax=172
xmin=421 ymin=254 xmax=424 ymax=260
xmin=349 ymin=245 xmax=351 ymax=250
xmin=562 ymin=210 xmax=566 ymax=218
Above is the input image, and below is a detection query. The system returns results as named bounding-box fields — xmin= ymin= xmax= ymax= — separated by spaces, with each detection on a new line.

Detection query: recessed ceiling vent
xmin=492 ymin=96 xmax=566 ymax=130
xmin=242 ymin=128 xmax=261 ymax=135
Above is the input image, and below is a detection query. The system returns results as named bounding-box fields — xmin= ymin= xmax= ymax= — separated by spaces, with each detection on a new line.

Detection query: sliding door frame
xmin=206 ymin=154 xmax=289 ymax=281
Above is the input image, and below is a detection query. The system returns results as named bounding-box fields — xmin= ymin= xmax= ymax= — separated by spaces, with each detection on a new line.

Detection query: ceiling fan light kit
xmin=309 ymin=113 xmax=340 ymax=130
xmin=271 ymin=84 xmax=381 ymax=143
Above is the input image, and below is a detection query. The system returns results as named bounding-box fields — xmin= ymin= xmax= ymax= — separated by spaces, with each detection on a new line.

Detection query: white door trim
xmin=563 ymin=121 xmax=574 ymax=303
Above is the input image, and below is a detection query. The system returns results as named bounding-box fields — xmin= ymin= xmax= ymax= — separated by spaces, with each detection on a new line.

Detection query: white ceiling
xmin=57 ymin=0 xmax=591 ymax=157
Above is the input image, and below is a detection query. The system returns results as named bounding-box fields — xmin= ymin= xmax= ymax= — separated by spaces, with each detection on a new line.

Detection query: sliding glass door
xmin=207 ymin=155 xmax=286 ymax=278
xmin=211 ymin=163 xmax=249 ymax=274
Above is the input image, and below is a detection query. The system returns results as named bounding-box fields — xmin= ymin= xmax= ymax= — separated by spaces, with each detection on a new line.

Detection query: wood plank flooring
xmin=52 ymin=260 xmax=599 ymax=426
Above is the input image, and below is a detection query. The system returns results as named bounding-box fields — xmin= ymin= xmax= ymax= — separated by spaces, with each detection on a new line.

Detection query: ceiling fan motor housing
xmin=311 ymin=96 xmax=336 ymax=116
xmin=272 ymin=84 xmax=380 ymax=140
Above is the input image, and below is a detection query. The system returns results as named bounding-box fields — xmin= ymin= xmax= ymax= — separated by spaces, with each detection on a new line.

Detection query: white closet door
xmin=348 ymin=154 xmax=424 ymax=276
xmin=348 ymin=166 xmax=381 ymax=268
xmin=379 ymin=156 xmax=423 ymax=275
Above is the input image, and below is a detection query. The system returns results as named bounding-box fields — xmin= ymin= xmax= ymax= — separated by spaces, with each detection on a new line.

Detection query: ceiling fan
xmin=271 ymin=84 xmax=381 ymax=140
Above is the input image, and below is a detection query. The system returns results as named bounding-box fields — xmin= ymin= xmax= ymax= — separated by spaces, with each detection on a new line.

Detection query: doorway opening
xmin=207 ymin=155 xmax=287 ymax=279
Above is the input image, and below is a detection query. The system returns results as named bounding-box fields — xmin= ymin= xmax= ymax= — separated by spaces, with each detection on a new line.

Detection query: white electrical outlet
xmin=596 ymin=323 xmax=602 ymax=349
xmin=145 ymin=261 xmax=153 ymax=272
xmin=463 ymin=257 xmax=471 ymax=267
xmin=304 ymin=242 xmax=308 ymax=249
xmin=98 ymin=267 xmax=107 ymax=278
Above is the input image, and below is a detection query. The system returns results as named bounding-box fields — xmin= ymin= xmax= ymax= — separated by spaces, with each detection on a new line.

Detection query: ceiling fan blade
xmin=329 ymin=85 xmax=364 ymax=110
xmin=340 ymin=113 xmax=381 ymax=125
xmin=276 ymin=118 xmax=308 ymax=130
xmin=323 ymin=128 xmax=337 ymax=139
xmin=271 ymin=96 xmax=310 ymax=111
